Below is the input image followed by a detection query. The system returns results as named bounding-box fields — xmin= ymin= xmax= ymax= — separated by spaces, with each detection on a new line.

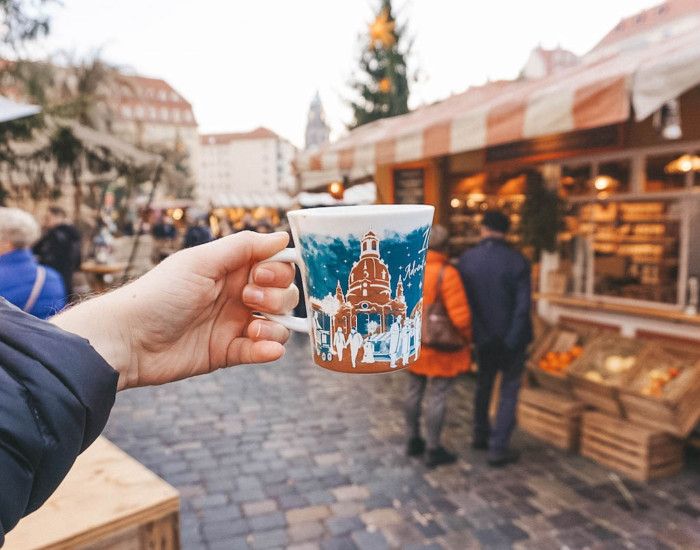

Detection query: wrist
xmin=51 ymin=289 xmax=137 ymax=392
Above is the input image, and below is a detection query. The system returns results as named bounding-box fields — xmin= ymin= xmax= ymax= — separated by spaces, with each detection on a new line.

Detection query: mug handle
xmin=251 ymin=248 xmax=311 ymax=333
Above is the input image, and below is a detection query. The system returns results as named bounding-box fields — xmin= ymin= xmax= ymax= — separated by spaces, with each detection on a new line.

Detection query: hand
xmin=52 ymin=231 xmax=298 ymax=391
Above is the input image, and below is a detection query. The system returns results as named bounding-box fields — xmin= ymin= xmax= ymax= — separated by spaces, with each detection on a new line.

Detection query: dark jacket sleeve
xmin=0 ymin=298 xmax=119 ymax=545
xmin=503 ymin=257 xmax=533 ymax=351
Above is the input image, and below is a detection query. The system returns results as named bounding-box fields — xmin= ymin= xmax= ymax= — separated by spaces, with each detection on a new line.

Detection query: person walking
xmin=457 ymin=211 xmax=533 ymax=467
xmin=0 ymin=208 xmax=66 ymax=319
xmin=404 ymin=225 xmax=472 ymax=468
xmin=32 ymin=205 xmax=81 ymax=303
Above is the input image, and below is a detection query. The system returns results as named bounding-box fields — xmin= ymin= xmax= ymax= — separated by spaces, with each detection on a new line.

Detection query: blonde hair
xmin=0 ymin=207 xmax=41 ymax=250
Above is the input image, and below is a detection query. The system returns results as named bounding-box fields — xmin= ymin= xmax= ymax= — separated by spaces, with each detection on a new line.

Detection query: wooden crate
xmin=567 ymin=335 xmax=645 ymax=417
xmin=518 ymin=387 xmax=583 ymax=450
xmin=4 ymin=437 xmax=180 ymax=550
xmin=619 ymin=345 xmax=700 ymax=437
xmin=527 ymin=324 xmax=596 ymax=396
xmin=581 ymin=411 xmax=684 ymax=481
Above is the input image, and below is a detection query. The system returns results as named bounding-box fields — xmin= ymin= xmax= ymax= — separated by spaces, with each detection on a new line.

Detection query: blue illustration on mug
xmin=299 ymin=225 xmax=430 ymax=372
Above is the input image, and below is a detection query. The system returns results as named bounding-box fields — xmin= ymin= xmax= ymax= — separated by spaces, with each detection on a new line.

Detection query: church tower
xmin=305 ymin=91 xmax=330 ymax=150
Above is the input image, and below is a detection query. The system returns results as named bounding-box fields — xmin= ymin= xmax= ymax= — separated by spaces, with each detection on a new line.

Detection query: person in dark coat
xmin=0 ymin=208 xmax=66 ymax=318
xmin=0 ymin=230 xmax=297 ymax=545
xmin=183 ymin=215 xmax=215 ymax=249
xmin=32 ymin=205 xmax=82 ymax=302
xmin=457 ymin=211 xmax=533 ymax=467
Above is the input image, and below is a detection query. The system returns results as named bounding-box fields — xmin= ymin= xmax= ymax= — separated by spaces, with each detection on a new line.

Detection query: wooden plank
xmin=519 ymin=388 xmax=583 ymax=417
xmin=4 ymin=438 xmax=180 ymax=550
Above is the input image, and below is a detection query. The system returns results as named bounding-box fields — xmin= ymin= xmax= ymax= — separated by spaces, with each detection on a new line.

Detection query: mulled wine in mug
xmin=257 ymin=205 xmax=434 ymax=374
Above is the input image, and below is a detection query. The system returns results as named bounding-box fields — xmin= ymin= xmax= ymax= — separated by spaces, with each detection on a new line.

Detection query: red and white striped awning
xmin=296 ymin=27 xmax=700 ymax=186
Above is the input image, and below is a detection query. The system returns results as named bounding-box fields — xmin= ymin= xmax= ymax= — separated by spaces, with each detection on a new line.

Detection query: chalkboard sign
xmin=393 ymin=169 xmax=425 ymax=204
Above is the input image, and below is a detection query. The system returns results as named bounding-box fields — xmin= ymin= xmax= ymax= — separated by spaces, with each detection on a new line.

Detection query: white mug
xmin=259 ymin=205 xmax=434 ymax=374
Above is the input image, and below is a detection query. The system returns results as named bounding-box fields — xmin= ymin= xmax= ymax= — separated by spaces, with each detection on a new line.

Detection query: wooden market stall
xmin=295 ymin=5 xmax=700 ymax=480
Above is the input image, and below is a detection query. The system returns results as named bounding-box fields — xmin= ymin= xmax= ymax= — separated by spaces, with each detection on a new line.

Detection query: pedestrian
xmin=401 ymin=317 xmax=412 ymax=366
xmin=0 ymin=208 xmax=67 ymax=319
xmin=183 ymin=214 xmax=215 ymax=249
xmin=457 ymin=211 xmax=533 ymax=467
xmin=32 ymin=205 xmax=81 ymax=303
xmin=389 ymin=315 xmax=402 ymax=368
xmin=348 ymin=326 xmax=363 ymax=368
xmin=333 ymin=327 xmax=346 ymax=361
xmin=151 ymin=215 xmax=178 ymax=263
xmin=0 ymin=230 xmax=297 ymax=544
xmin=404 ymin=225 xmax=472 ymax=468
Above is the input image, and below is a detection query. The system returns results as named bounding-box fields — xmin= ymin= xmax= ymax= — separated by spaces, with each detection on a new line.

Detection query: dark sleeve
xmin=503 ymin=257 xmax=533 ymax=351
xmin=0 ymin=299 xmax=119 ymax=545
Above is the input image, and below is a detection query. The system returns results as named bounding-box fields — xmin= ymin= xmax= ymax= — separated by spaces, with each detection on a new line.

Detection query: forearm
xmin=50 ymin=288 xmax=136 ymax=392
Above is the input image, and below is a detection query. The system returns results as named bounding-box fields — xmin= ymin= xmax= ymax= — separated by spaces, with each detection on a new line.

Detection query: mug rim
xmin=288 ymin=204 xmax=434 ymax=218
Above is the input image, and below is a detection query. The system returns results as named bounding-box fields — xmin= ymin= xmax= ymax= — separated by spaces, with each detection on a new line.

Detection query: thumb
xmin=189 ymin=231 xmax=290 ymax=278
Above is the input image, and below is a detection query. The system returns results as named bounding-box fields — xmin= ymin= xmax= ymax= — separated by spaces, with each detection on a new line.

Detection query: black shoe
xmin=471 ymin=440 xmax=488 ymax=450
xmin=487 ymin=449 xmax=520 ymax=467
xmin=406 ymin=436 xmax=426 ymax=457
xmin=426 ymin=446 xmax=458 ymax=468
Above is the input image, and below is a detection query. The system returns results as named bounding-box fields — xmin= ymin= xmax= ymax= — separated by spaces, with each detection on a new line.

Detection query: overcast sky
xmin=35 ymin=0 xmax=661 ymax=148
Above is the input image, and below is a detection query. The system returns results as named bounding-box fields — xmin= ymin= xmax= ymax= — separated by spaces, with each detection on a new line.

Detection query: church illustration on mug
xmin=309 ymin=230 xmax=424 ymax=369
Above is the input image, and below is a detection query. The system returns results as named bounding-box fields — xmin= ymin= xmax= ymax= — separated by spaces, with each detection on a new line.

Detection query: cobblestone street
xmin=103 ymin=334 xmax=700 ymax=550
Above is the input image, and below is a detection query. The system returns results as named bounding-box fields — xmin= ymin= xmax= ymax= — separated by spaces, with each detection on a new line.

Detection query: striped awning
xmin=213 ymin=191 xmax=294 ymax=209
xmin=296 ymin=27 xmax=700 ymax=181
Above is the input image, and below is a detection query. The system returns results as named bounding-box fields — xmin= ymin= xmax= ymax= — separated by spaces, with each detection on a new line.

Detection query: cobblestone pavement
xmin=104 ymin=334 xmax=700 ymax=550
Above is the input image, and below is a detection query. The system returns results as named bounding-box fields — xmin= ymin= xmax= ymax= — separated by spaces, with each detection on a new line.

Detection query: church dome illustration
xmin=346 ymin=231 xmax=392 ymax=306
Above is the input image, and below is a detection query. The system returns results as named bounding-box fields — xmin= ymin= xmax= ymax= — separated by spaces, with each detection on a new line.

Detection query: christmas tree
xmin=348 ymin=0 xmax=410 ymax=129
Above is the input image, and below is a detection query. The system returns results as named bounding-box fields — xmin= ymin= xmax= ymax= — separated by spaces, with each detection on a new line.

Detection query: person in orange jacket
xmin=404 ymin=225 xmax=472 ymax=468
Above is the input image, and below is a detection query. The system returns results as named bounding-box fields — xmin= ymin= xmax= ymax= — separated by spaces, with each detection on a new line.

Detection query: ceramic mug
xmin=257 ymin=205 xmax=434 ymax=374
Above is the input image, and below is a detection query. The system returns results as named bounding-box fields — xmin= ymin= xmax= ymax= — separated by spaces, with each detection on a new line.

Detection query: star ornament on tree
xmin=369 ymin=10 xmax=395 ymax=50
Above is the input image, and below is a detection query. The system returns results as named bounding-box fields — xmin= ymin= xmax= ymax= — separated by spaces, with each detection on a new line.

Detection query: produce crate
xmin=527 ymin=324 xmax=594 ymax=396
xmin=567 ymin=335 xmax=645 ymax=417
xmin=518 ymin=387 xmax=583 ymax=450
xmin=581 ymin=411 xmax=684 ymax=481
xmin=619 ymin=345 xmax=700 ymax=437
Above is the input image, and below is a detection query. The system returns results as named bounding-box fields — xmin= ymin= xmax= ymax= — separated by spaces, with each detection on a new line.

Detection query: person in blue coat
xmin=0 ymin=230 xmax=298 ymax=545
xmin=0 ymin=208 xmax=66 ymax=319
xmin=457 ymin=211 xmax=533 ymax=467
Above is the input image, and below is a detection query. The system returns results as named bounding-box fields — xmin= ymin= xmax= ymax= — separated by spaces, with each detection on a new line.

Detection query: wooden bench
xmin=4 ymin=437 xmax=180 ymax=550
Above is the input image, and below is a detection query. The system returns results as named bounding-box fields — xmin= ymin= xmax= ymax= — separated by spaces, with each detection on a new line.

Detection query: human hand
xmin=52 ymin=231 xmax=298 ymax=391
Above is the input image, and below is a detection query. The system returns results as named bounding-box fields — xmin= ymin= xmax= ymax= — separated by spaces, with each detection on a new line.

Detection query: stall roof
xmin=212 ymin=191 xmax=294 ymax=209
xmin=296 ymin=26 xmax=700 ymax=181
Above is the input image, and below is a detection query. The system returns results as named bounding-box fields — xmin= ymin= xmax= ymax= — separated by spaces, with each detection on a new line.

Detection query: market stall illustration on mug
xmin=302 ymin=227 xmax=430 ymax=370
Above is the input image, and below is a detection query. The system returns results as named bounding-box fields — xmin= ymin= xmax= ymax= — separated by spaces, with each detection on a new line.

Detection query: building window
xmin=645 ymin=153 xmax=689 ymax=191
xmin=173 ymin=110 xmax=181 ymax=123
xmin=148 ymin=107 xmax=157 ymax=119
xmin=135 ymin=106 xmax=145 ymax=118
xmin=160 ymin=107 xmax=169 ymax=121
xmin=159 ymin=90 xmax=167 ymax=101
xmin=184 ymin=111 xmax=193 ymax=122
xmin=121 ymin=105 xmax=132 ymax=118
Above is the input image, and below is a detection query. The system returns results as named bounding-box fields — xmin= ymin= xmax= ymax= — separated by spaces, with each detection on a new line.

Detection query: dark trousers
xmin=404 ymin=372 xmax=455 ymax=450
xmin=474 ymin=343 xmax=526 ymax=456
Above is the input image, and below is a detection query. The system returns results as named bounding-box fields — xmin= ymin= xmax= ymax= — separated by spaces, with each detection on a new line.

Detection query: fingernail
xmin=243 ymin=287 xmax=264 ymax=305
xmin=255 ymin=322 xmax=270 ymax=339
xmin=255 ymin=267 xmax=275 ymax=284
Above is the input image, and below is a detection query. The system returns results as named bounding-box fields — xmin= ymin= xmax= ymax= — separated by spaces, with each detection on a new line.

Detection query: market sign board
xmin=393 ymin=169 xmax=425 ymax=205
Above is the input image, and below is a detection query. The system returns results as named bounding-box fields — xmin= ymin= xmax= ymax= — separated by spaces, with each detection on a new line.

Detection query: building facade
xmin=107 ymin=74 xmax=200 ymax=184
xmin=198 ymin=127 xmax=297 ymax=205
